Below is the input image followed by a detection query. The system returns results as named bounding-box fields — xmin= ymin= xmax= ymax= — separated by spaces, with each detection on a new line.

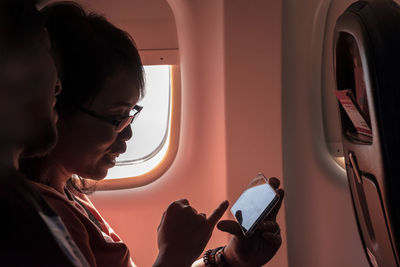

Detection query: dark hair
xmin=20 ymin=2 xmax=145 ymax=193
xmin=0 ymin=0 xmax=45 ymax=49
xmin=42 ymin=1 xmax=145 ymax=111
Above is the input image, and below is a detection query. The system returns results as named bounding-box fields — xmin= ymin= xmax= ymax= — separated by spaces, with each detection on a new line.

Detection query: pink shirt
xmin=32 ymin=182 xmax=136 ymax=267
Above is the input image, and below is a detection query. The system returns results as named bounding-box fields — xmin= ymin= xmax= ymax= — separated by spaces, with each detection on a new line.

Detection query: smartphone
xmin=230 ymin=173 xmax=280 ymax=236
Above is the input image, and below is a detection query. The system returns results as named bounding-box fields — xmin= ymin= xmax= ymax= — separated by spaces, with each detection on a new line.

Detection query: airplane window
xmin=320 ymin=2 xmax=351 ymax=170
xmin=322 ymin=4 xmax=374 ymax=170
xmin=105 ymin=65 xmax=172 ymax=179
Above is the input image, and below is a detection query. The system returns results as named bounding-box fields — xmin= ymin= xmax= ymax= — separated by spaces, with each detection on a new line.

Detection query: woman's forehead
xmin=90 ymin=71 xmax=141 ymax=109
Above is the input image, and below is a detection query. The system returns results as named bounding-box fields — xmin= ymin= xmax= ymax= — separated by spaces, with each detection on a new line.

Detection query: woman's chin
xmin=78 ymin=159 xmax=114 ymax=181
xmin=89 ymin=171 xmax=109 ymax=181
xmin=91 ymin=166 xmax=111 ymax=181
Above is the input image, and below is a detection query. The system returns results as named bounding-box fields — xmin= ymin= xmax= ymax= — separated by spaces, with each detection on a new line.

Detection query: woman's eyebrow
xmin=109 ymin=101 xmax=134 ymax=109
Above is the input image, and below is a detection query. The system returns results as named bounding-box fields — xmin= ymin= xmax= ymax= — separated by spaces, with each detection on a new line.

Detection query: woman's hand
xmin=154 ymin=199 xmax=229 ymax=267
xmin=217 ymin=177 xmax=284 ymax=267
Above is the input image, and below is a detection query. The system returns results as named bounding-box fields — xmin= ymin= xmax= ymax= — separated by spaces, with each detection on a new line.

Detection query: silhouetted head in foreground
xmin=0 ymin=0 xmax=61 ymax=162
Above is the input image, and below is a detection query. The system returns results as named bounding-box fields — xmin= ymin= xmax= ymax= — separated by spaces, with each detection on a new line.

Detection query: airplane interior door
xmin=334 ymin=0 xmax=400 ymax=266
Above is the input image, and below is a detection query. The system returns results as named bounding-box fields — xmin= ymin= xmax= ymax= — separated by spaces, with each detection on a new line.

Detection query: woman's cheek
xmin=81 ymin=122 xmax=117 ymax=151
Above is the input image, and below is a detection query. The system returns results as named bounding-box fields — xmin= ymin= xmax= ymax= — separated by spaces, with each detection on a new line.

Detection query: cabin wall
xmin=91 ymin=0 xmax=286 ymax=266
xmin=224 ymin=0 xmax=286 ymax=267
xmin=282 ymin=0 xmax=369 ymax=266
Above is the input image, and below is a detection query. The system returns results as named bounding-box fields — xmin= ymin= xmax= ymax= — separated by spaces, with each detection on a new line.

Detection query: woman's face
xmin=53 ymin=70 xmax=140 ymax=180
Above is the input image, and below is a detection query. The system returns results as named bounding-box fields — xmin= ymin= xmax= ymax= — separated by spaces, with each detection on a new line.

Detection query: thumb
xmin=207 ymin=200 xmax=229 ymax=227
xmin=217 ymin=220 xmax=243 ymax=236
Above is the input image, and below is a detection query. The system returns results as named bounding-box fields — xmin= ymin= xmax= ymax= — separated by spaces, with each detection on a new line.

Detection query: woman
xmin=21 ymin=2 xmax=284 ymax=266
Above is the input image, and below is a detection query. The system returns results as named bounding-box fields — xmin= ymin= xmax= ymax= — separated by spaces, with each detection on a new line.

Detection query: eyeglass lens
xmin=116 ymin=116 xmax=134 ymax=132
xmin=115 ymin=107 xmax=142 ymax=133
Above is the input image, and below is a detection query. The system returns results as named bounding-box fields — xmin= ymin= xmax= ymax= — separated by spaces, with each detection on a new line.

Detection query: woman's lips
xmin=52 ymin=98 xmax=58 ymax=122
xmin=53 ymin=109 xmax=59 ymax=123
xmin=104 ymin=153 xmax=120 ymax=167
xmin=104 ymin=143 xmax=127 ymax=167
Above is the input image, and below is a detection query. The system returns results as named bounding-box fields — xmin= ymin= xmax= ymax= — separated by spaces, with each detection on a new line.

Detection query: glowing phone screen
xmin=230 ymin=175 xmax=277 ymax=232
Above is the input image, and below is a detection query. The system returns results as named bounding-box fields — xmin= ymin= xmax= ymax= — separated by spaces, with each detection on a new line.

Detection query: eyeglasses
xmin=77 ymin=105 xmax=143 ymax=133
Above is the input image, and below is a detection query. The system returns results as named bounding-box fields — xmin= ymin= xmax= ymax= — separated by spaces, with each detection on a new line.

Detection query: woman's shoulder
xmin=30 ymin=182 xmax=88 ymax=219
xmin=31 ymin=181 xmax=65 ymax=197
xmin=30 ymin=182 xmax=98 ymax=265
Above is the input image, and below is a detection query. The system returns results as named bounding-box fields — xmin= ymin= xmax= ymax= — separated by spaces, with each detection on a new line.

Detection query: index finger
xmin=157 ymin=211 xmax=166 ymax=231
xmin=207 ymin=200 xmax=229 ymax=227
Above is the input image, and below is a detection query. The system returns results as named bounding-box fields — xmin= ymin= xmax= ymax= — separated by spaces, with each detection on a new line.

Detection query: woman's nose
xmin=118 ymin=124 xmax=133 ymax=142
xmin=55 ymin=79 xmax=62 ymax=96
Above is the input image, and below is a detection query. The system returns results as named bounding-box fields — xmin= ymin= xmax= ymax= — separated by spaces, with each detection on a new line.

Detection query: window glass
xmin=105 ymin=65 xmax=171 ymax=179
